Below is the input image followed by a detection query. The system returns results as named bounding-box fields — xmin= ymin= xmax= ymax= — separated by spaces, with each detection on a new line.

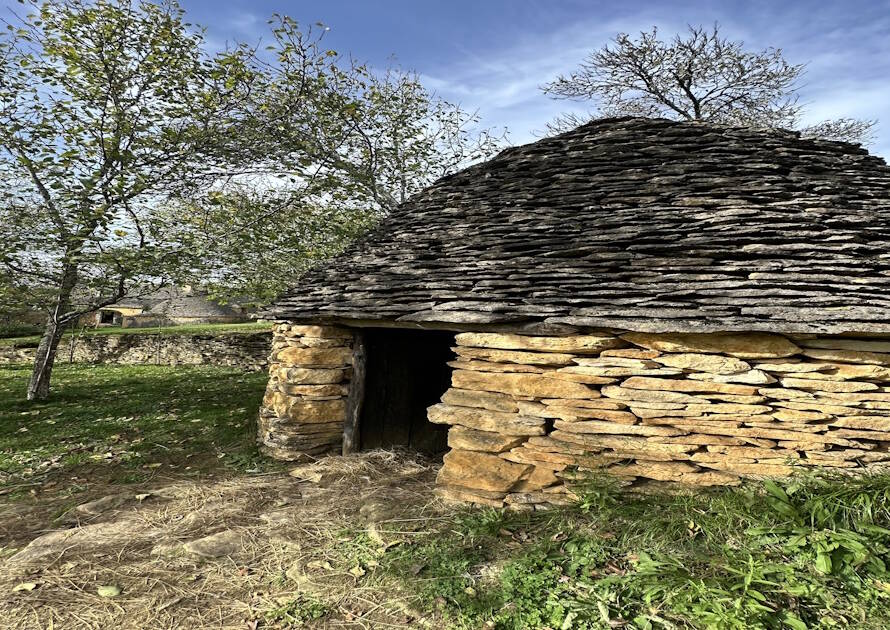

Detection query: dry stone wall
xmin=0 ymin=331 xmax=272 ymax=370
xmin=431 ymin=331 xmax=890 ymax=509
xmin=258 ymin=324 xmax=354 ymax=461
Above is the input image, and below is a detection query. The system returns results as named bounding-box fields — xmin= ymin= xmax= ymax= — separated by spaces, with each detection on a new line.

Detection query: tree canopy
xmin=542 ymin=25 xmax=876 ymax=144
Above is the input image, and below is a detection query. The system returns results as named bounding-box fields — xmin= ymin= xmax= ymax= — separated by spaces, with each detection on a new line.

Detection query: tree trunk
xmin=27 ymin=264 xmax=77 ymax=401
xmin=27 ymin=317 xmax=65 ymax=401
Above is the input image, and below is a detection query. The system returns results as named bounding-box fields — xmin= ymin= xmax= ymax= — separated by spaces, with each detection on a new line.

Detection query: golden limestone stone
xmin=621 ymin=332 xmax=800 ymax=359
xmin=697 ymin=461 xmax=796 ymax=477
xmin=283 ymin=399 xmax=347 ymax=424
xmin=549 ymin=369 xmax=619 ymax=385
xmin=772 ymin=409 xmax=831 ymax=423
xmin=455 ymin=332 xmax=623 ymax=354
xmin=280 ymin=367 xmax=350 ymax=385
xmin=451 ymin=370 xmax=597 ymax=399
xmin=797 ymin=338 xmax=890 ymax=353
xmin=544 ymin=406 xmax=639 ymax=424
xmin=427 ymin=403 xmax=546 ymax=436
xmin=277 ymin=346 xmax=353 ymax=368
xmin=447 ymin=426 xmax=527 ymax=453
xmin=511 ymin=466 xmax=560 ymax=491
xmin=441 ymin=388 xmax=520 ymax=413
xmin=620 ymin=376 xmax=758 ymax=396
xmin=686 ymin=370 xmax=777 ymax=385
xmin=279 ymin=383 xmax=349 ymax=399
xmin=801 ymin=348 xmax=890 ymax=366
xmin=601 ymin=348 xmax=662 ymax=359
xmin=552 ymin=419 xmax=685 ymax=437
xmin=541 ymin=398 xmax=628 ymax=410
xmin=453 ymin=346 xmax=576 ymax=366
xmin=447 ymin=359 xmax=545 ymax=373
xmin=437 ymin=449 xmax=532 ymax=493
xmin=435 ymin=486 xmax=506 ymax=508
xmin=608 ymin=460 xmax=699 ymax=480
xmin=558 ymin=365 xmax=682 ymax=378
xmin=601 ymin=385 xmax=707 ymax=404
xmin=832 ymin=416 xmax=890 ymax=431
xmin=285 ymin=325 xmax=353 ymax=339
xmin=754 ymin=360 xmax=828 ymax=373
xmin=652 ymin=353 xmax=750 ymax=374
xmin=779 ymin=377 xmax=878 ymax=393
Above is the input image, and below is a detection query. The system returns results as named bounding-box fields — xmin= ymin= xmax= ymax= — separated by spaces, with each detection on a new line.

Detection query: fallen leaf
xmin=349 ymin=565 xmax=366 ymax=578
xmin=12 ymin=582 xmax=37 ymax=592
xmin=97 ymin=585 xmax=121 ymax=598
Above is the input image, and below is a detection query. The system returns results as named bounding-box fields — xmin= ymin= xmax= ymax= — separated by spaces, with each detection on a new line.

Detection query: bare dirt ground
xmin=0 ymin=450 xmax=448 ymax=629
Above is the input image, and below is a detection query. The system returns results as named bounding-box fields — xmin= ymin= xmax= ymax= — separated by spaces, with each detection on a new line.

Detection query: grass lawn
xmin=0 ymin=363 xmax=273 ymax=512
xmin=0 ymin=320 xmax=271 ymax=347
xmin=3 ymin=363 xmax=890 ymax=629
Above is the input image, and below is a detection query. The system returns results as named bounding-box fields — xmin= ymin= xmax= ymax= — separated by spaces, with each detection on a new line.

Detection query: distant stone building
xmin=83 ymin=287 xmax=251 ymax=328
xmin=256 ymin=117 xmax=890 ymax=508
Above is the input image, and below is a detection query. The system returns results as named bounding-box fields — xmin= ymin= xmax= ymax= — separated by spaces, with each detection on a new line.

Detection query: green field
xmin=0 ymin=363 xmax=272 ymax=492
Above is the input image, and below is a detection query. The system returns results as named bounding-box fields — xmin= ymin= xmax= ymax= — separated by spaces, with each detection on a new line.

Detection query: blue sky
xmin=9 ymin=0 xmax=890 ymax=156
xmin=177 ymin=0 xmax=890 ymax=156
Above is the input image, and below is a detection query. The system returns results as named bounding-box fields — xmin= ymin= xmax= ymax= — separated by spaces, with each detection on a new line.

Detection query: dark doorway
xmin=358 ymin=328 xmax=455 ymax=455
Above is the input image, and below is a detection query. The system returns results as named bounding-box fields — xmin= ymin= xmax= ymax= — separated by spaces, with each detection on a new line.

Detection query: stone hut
xmin=258 ymin=117 xmax=890 ymax=508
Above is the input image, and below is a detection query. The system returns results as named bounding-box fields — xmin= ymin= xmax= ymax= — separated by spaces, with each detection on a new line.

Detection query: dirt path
xmin=0 ymin=451 xmax=445 ymax=629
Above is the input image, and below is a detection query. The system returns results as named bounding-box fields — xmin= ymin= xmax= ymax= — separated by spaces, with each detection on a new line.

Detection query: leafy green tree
xmin=543 ymin=24 xmax=876 ymax=143
xmin=0 ymin=0 xmax=254 ymax=399
xmin=178 ymin=18 xmax=506 ymax=300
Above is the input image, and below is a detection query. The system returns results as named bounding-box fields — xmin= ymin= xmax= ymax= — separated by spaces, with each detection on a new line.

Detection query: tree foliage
xmin=542 ymin=25 xmax=876 ymax=144
xmin=175 ymin=17 xmax=505 ymax=301
xmin=0 ymin=0 xmax=254 ymax=398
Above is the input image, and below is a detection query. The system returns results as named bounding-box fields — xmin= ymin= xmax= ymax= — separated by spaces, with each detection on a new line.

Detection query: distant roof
xmin=263 ymin=117 xmax=890 ymax=334
xmin=149 ymin=295 xmax=242 ymax=318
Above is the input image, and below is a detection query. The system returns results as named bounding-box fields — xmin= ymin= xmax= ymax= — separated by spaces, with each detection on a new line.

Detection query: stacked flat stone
xmin=258 ymin=324 xmax=353 ymax=460
xmin=431 ymin=331 xmax=890 ymax=509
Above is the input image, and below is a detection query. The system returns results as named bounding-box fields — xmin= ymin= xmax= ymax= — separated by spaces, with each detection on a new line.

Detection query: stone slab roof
xmin=263 ymin=117 xmax=890 ymax=334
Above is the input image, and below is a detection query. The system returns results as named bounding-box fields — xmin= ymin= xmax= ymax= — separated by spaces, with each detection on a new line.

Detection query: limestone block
xmin=621 ymin=332 xmax=800 ymax=359
xmin=549 ymin=369 xmax=620 ymax=385
xmin=832 ymin=416 xmax=890 ymax=431
xmin=436 ymin=449 xmax=533 ymax=493
xmin=754 ymin=360 xmax=828 ymax=373
xmin=441 ymin=388 xmax=520 ymax=413
xmin=281 ymin=367 xmax=350 ymax=385
xmin=553 ymin=419 xmax=685 ymax=437
xmin=447 ymin=426 xmax=527 ymax=453
xmin=453 ymin=346 xmax=576 ymax=366
xmin=608 ymin=460 xmax=699 ymax=481
xmin=797 ymin=338 xmax=890 ymax=353
xmin=697 ymin=461 xmax=796 ymax=477
xmin=286 ymin=325 xmax=353 ymax=339
xmin=455 ymin=332 xmax=623 ymax=354
xmin=687 ymin=370 xmax=776 ymax=385
xmin=703 ymin=446 xmax=801 ymax=459
xmin=541 ymin=398 xmax=628 ymax=410
xmin=451 ymin=370 xmax=597 ymax=399
xmin=280 ymin=383 xmax=349 ymax=398
xmin=573 ymin=357 xmax=661 ymax=368
xmin=620 ymin=376 xmax=758 ymax=396
xmin=277 ymin=346 xmax=352 ymax=368
xmin=550 ymin=430 xmax=699 ymax=458
xmin=284 ymin=399 xmax=347 ymax=423
xmin=779 ymin=377 xmax=878 ymax=393
xmin=447 ymin=359 xmax=545 ymax=374
xmin=801 ymin=348 xmax=890 ymax=366
xmin=427 ymin=403 xmax=546 ymax=436
xmin=435 ymin=486 xmax=505 ymax=508
xmin=652 ymin=353 xmax=750 ymax=374
xmin=560 ymin=364 xmax=683 ymax=377
xmin=544 ymin=406 xmax=639 ymax=424
xmin=511 ymin=466 xmax=560 ymax=492
xmin=601 ymin=385 xmax=707 ymax=405
xmin=772 ymin=409 xmax=831 ymax=423
xmin=600 ymin=348 xmax=662 ymax=359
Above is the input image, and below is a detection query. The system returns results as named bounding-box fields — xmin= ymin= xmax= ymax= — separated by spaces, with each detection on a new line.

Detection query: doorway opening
xmin=358 ymin=328 xmax=455 ymax=455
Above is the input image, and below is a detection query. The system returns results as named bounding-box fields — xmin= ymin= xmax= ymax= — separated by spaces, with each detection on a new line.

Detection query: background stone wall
xmin=258 ymin=324 xmax=353 ymax=460
xmin=431 ymin=331 xmax=890 ymax=510
xmin=0 ymin=331 xmax=272 ymax=371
